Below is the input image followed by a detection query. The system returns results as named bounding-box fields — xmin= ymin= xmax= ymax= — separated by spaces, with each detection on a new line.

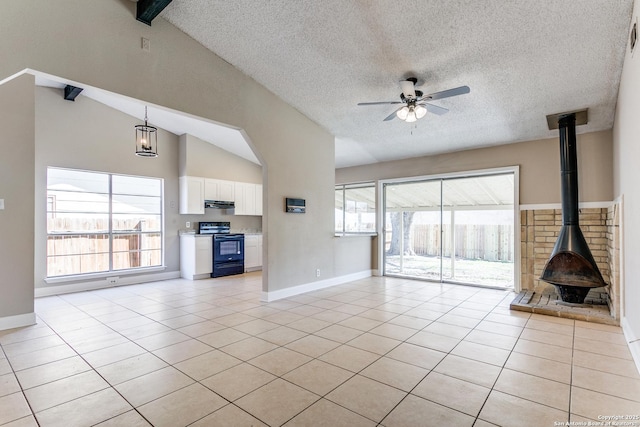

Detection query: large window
xmin=47 ymin=168 xmax=163 ymax=278
xmin=383 ymin=171 xmax=516 ymax=289
xmin=335 ymin=183 xmax=376 ymax=234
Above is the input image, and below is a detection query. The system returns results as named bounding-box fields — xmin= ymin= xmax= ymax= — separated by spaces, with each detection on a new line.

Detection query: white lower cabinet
xmin=244 ymin=234 xmax=263 ymax=271
xmin=180 ymin=235 xmax=212 ymax=279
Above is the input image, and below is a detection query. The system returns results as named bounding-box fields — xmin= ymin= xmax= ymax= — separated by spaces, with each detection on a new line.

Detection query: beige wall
xmin=179 ymin=134 xmax=262 ymax=183
xmin=34 ymin=86 xmax=183 ymax=287
xmin=0 ymin=74 xmax=35 ymax=322
xmin=178 ymin=133 xmax=263 ymax=233
xmin=0 ymin=0 xmax=340 ymax=318
xmin=334 ymin=236 xmax=374 ymax=277
xmin=33 ymin=87 xmax=262 ymax=288
xmin=613 ymin=0 xmax=640 ymax=359
xmin=337 ymin=130 xmax=613 ymax=205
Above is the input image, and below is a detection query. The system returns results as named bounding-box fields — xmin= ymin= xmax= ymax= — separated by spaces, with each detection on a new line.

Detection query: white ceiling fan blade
xmin=425 ymin=85 xmax=470 ymax=100
xmin=422 ymin=102 xmax=449 ymax=115
xmin=358 ymin=101 xmax=403 ymax=106
xmin=383 ymin=107 xmax=403 ymax=121
xmin=399 ymin=80 xmax=416 ymax=99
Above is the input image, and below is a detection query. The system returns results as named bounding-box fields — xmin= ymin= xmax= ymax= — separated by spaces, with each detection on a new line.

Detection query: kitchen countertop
xmin=179 ymin=231 xmax=211 ymax=237
xmin=180 ymin=229 xmax=262 ymax=236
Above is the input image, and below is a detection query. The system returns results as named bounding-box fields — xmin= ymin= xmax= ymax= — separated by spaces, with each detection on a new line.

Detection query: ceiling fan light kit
xmin=358 ymin=77 xmax=470 ymax=123
xmin=396 ymin=106 xmax=409 ymax=120
xmin=396 ymin=104 xmax=427 ymax=122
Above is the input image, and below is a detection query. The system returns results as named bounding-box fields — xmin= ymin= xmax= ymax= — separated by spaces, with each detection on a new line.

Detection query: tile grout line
xmin=0 ymin=340 xmax=42 ymax=427
xmin=9 ymin=276 xmax=638 ymax=426
xmin=7 ymin=280 xmax=496 ymax=426
xmin=26 ymin=313 xmax=157 ymax=427
xmin=370 ymin=288 xmax=509 ymax=425
xmin=59 ymin=280 xmax=272 ymax=425
xmin=473 ymin=293 xmax=530 ymax=426
xmin=568 ymin=319 xmax=576 ymax=422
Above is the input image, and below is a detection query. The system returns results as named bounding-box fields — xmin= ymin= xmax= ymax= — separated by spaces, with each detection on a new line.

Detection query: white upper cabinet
xmin=219 ymin=180 xmax=235 ymax=201
xmin=255 ymin=184 xmax=263 ymax=216
xmin=234 ymin=182 xmax=254 ymax=215
xmin=234 ymin=182 xmax=262 ymax=216
xmin=179 ymin=175 xmax=261 ymax=216
xmin=205 ymin=179 xmax=235 ymax=201
xmin=179 ymin=176 xmax=204 ymax=215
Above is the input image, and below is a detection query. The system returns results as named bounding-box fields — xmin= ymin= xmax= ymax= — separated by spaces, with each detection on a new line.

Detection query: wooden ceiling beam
xmin=136 ymin=0 xmax=173 ymax=26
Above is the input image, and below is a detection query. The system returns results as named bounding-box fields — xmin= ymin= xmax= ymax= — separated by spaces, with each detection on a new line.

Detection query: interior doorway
xmin=383 ymin=170 xmax=517 ymax=289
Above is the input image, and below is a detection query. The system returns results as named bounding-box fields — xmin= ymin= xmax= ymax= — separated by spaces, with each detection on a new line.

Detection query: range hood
xmin=205 ymin=200 xmax=235 ymax=209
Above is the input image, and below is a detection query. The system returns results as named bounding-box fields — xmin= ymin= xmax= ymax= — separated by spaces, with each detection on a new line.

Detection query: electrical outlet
xmin=106 ymin=276 xmax=119 ymax=284
xmin=186 ymin=221 xmax=191 ymax=228
xmin=141 ymin=37 xmax=150 ymax=52
xmin=316 ymin=269 xmax=320 ymax=278
xmin=0 ymin=199 xmax=4 ymax=210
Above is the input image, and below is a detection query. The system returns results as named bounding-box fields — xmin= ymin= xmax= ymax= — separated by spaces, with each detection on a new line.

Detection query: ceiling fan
xmin=358 ymin=77 xmax=470 ymax=122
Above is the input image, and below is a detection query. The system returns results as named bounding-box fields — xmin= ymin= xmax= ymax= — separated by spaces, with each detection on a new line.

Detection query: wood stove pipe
xmin=539 ymin=112 xmax=606 ymax=304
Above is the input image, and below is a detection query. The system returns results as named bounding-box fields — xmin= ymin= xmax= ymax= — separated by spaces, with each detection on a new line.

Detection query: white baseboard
xmin=182 ymin=272 xmax=212 ymax=280
xmin=0 ymin=312 xmax=36 ymax=331
xmin=261 ymin=270 xmax=373 ymax=302
xmin=35 ymin=271 xmax=181 ymax=297
xmin=621 ymin=316 xmax=640 ymax=375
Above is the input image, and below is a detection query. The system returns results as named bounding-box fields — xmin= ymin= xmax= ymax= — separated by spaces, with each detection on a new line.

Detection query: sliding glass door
xmin=383 ymin=172 xmax=515 ymax=288
xmin=384 ymin=180 xmax=442 ymax=280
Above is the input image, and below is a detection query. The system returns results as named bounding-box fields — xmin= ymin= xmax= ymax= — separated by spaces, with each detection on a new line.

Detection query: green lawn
xmin=385 ymin=254 xmax=514 ymax=288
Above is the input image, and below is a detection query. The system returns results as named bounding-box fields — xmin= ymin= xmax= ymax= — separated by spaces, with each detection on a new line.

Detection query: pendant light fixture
xmin=396 ymin=102 xmax=427 ymax=123
xmin=135 ymin=106 xmax=158 ymax=157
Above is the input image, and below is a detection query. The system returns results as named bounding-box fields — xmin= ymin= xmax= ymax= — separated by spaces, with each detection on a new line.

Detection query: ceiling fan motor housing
xmin=400 ymin=90 xmax=423 ymax=102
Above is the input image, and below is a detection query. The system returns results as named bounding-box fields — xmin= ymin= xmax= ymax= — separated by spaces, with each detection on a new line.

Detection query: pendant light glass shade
xmin=405 ymin=106 xmax=417 ymax=123
xmin=135 ymin=106 xmax=158 ymax=157
xmin=396 ymin=106 xmax=410 ymax=120
xmin=397 ymin=103 xmax=426 ymax=122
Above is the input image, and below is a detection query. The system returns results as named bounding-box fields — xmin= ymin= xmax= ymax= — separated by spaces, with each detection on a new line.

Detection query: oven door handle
xmin=215 ymin=235 xmax=244 ymax=241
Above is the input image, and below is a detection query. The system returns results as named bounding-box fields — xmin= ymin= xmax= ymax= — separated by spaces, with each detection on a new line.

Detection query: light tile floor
xmin=1 ymin=273 xmax=640 ymax=426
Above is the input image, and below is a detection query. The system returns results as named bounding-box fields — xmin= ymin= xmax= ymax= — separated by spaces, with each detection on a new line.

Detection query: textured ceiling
xmin=162 ymin=1 xmax=634 ymax=168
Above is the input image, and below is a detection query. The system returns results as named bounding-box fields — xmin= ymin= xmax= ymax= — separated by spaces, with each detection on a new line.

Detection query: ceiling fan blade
xmin=383 ymin=107 xmax=402 ymax=121
xmin=357 ymin=101 xmax=402 ymax=106
xmin=421 ymin=102 xmax=449 ymax=115
xmin=399 ymin=80 xmax=416 ymax=98
xmin=424 ymin=85 xmax=470 ymax=100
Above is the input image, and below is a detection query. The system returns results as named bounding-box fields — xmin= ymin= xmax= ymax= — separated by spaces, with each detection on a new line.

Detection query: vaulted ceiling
xmin=161 ymin=1 xmax=634 ymax=168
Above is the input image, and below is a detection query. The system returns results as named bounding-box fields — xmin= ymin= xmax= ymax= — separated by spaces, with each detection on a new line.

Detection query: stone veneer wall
xmin=606 ymin=203 xmax=621 ymax=320
xmin=520 ymin=207 xmax=617 ymax=319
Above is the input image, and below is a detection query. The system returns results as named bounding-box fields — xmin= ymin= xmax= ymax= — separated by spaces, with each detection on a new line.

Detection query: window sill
xmin=334 ymin=233 xmax=378 ymax=237
xmin=44 ymin=266 xmax=166 ymax=284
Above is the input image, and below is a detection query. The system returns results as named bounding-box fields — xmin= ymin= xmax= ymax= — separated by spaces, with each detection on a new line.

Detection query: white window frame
xmin=335 ymin=182 xmax=377 ymax=235
xmin=45 ymin=167 xmax=165 ymax=280
xmin=378 ymin=166 xmax=521 ymax=291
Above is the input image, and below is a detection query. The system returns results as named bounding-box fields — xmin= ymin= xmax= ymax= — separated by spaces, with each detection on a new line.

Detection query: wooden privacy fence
xmin=410 ymin=224 xmax=514 ymax=262
xmin=47 ymin=218 xmax=162 ymax=276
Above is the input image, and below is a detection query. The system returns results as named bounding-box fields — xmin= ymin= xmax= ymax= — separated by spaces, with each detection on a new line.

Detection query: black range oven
xmin=198 ymin=222 xmax=245 ymax=278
